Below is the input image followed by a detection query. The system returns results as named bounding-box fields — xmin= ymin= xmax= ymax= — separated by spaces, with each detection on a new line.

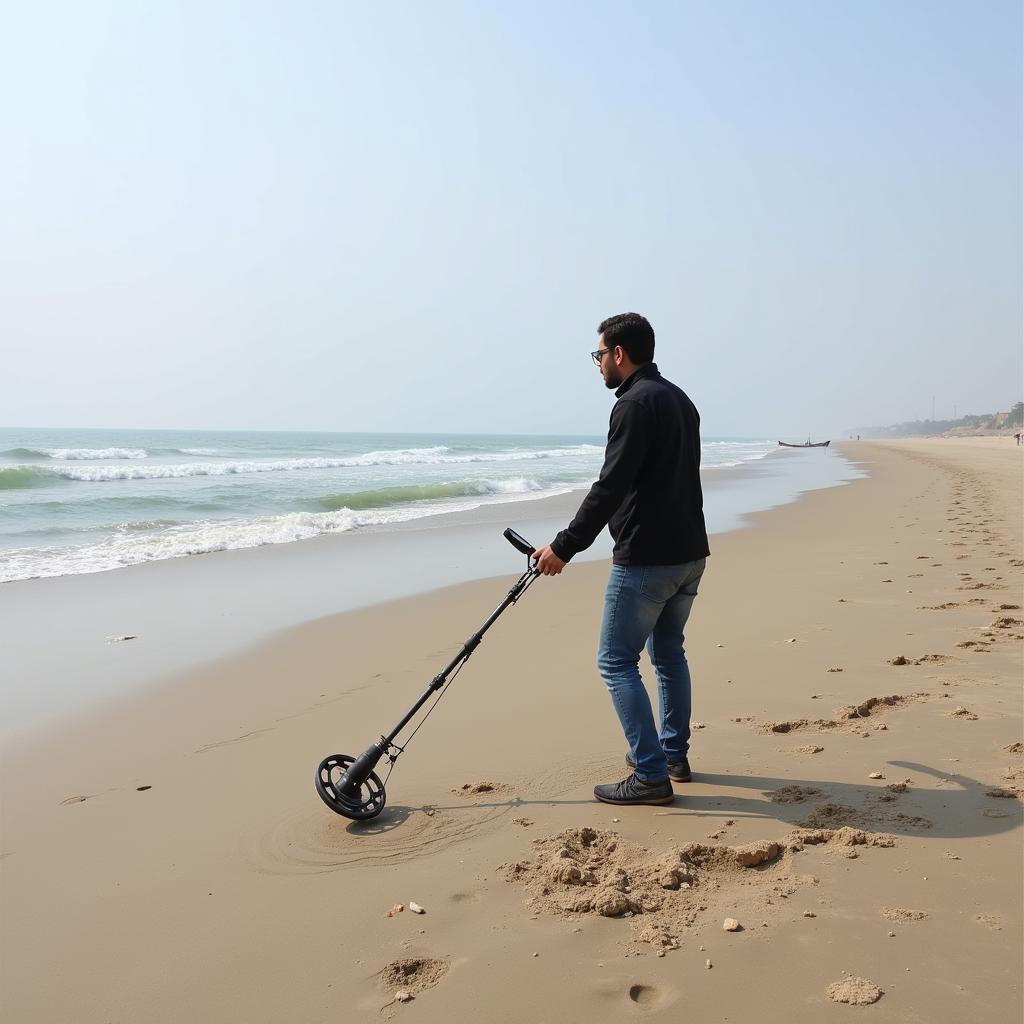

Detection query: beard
xmin=603 ymin=367 xmax=623 ymax=389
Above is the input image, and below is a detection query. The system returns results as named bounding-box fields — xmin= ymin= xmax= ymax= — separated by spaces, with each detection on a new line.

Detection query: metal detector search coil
xmin=314 ymin=528 xmax=539 ymax=821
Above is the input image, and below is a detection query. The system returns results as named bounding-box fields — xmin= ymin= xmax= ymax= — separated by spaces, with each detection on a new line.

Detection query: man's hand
xmin=532 ymin=544 xmax=567 ymax=576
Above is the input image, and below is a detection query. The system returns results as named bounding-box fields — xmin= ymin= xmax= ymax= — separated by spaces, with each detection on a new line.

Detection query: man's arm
xmin=533 ymin=400 xmax=651 ymax=574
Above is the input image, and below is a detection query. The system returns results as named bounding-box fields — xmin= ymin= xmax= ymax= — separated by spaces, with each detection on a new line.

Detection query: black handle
xmin=503 ymin=528 xmax=536 ymax=556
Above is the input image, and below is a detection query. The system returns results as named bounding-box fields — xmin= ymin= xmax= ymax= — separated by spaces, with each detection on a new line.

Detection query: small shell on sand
xmin=408 ymin=901 xmax=426 ymax=914
xmin=868 ymin=772 xmax=884 ymax=780
xmin=827 ymin=976 xmax=883 ymax=1005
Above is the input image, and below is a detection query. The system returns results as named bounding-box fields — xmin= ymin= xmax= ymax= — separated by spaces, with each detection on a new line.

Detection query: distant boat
xmin=778 ymin=438 xmax=831 ymax=448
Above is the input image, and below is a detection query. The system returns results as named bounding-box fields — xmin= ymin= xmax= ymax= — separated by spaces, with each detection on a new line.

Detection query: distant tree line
xmin=854 ymin=401 xmax=1023 ymax=437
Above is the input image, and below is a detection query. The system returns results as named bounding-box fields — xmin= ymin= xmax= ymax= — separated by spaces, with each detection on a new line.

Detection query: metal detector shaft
xmin=333 ymin=530 xmax=537 ymax=801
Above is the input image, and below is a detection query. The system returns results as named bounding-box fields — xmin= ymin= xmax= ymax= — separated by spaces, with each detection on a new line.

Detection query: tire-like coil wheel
xmin=315 ymin=754 xmax=386 ymax=820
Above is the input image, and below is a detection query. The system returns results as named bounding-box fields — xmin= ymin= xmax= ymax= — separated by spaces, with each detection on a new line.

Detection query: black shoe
xmin=594 ymin=773 xmax=675 ymax=806
xmin=625 ymin=752 xmax=692 ymax=783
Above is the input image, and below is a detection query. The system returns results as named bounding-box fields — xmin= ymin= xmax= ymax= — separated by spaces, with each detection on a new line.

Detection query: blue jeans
xmin=597 ymin=559 xmax=706 ymax=782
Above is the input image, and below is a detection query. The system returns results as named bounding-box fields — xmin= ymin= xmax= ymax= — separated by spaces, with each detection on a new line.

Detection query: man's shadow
xmin=345 ymin=759 xmax=1021 ymax=840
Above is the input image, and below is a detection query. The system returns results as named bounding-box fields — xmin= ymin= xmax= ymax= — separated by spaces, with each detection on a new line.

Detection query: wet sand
xmin=1 ymin=438 xmax=1021 ymax=1022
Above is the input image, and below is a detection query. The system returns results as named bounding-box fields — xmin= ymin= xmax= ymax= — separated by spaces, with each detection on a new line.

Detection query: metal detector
xmin=314 ymin=527 xmax=539 ymax=820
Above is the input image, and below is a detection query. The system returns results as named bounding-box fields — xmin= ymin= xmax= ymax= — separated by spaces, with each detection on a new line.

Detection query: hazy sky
xmin=2 ymin=1 xmax=1020 ymax=437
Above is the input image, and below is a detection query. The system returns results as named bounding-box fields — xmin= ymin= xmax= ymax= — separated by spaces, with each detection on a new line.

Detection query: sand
xmin=1 ymin=437 xmax=1021 ymax=1022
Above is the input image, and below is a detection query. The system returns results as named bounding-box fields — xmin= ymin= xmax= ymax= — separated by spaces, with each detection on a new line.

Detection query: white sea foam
xmin=703 ymin=449 xmax=777 ymax=469
xmin=45 ymin=447 xmax=149 ymax=460
xmin=46 ymin=445 xmax=605 ymax=482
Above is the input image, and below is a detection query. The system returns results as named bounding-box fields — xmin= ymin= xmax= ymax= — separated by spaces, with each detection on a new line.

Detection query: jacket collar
xmin=615 ymin=361 xmax=660 ymax=398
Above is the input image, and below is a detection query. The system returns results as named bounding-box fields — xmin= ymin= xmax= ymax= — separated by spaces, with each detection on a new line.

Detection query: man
xmin=532 ymin=313 xmax=709 ymax=806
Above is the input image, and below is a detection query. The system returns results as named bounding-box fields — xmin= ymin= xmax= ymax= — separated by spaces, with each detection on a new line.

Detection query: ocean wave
xmin=2 ymin=444 xmax=603 ymax=484
xmin=703 ymin=449 xmax=778 ymax=469
xmin=317 ymin=477 xmax=548 ymax=511
xmin=1 ymin=448 xmax=49 ymax=460
xmin=0 ymin=482 xmax=576 ymax=582
xmin=0 ymin=466 xmax=65 ymax=490
xmin=1 ymin=446 xmax=149 ymax=460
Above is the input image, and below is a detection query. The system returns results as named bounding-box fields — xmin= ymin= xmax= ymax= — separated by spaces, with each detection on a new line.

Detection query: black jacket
xmin=551 ymin=363 xmax=709 ymax=566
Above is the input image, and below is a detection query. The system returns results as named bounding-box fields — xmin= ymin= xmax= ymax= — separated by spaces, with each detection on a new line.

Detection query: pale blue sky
xmin=2 ymin=1 xmax=1020 ymax=436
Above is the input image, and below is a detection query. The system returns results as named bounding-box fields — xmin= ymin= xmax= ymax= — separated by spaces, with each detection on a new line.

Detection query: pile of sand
xmin=503 ymin=826 xmax=895 ymax=949
xmin=826 ymin=976 xmax=883 ymax=1005
xmin=377 ymin=958 xmax=449 ymax=995
xmin=769 ymin=786 xmax=822 ymax=803
xmin=834 ymin=693 xmax=928 ymax=718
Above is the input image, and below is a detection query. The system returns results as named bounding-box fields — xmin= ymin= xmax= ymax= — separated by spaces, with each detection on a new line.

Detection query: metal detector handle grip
xmin=503 ymin=528 xmax=536 ymax=556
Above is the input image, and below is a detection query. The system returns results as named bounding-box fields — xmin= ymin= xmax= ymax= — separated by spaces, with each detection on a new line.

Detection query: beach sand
xmin=1 ymin=438 xmax=1021 ymax=1022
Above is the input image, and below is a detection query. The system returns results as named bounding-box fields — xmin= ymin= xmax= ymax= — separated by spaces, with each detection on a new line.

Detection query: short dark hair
xmin=597 ymin=313 xmax=655 ymax=364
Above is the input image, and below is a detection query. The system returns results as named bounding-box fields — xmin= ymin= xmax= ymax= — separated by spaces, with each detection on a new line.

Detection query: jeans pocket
xmin=639 ymin=566 xmax=684 ymax=603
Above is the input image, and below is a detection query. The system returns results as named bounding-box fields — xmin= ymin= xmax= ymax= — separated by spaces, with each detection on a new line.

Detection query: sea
xmin=0 ymin=428 xmax=779 ymax=584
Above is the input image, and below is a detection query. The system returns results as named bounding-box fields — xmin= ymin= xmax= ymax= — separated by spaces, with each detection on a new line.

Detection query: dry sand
xmin=1 ymin=437 xmax=1021 ymax=1022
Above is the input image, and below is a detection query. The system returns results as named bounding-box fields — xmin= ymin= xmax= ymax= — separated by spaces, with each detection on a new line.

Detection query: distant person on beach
xmin=532 ymin=313 xmax=709 ymax=807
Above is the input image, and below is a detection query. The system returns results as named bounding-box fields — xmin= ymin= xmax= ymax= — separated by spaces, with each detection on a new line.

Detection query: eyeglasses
xmin=591 ymin=348 xmax=614 ymax=366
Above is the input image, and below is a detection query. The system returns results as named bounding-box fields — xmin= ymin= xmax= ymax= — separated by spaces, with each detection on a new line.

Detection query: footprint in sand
xmin=627 ymin=983 xmax=671 ymax=1010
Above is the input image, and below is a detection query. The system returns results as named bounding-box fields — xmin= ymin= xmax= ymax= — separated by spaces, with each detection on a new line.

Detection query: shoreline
xmin=0 ymin=445 xmax=862 ymax=736
xmin=1 ymin=437 xmax=1020 ymax=1023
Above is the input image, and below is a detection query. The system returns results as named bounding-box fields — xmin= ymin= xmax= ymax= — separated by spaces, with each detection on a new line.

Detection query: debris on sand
xmin=881 ymin=907 xmax=927 ymax=922
xmin=868 ymin=772 xmax=884 ymax=780
xmin=949 ymin=706 xmax=978 ymax=720
xmin=887 ymin=655 xmax=911 ymax=666
xmin=455 ymin=781 xmax=510 ymax=796
xmin=827 ymin=977 xmax=883 ymax=1005
xmin=1003 ymin=742 xmax=1023 ymax=755
xmin=794 ymin=744 xmax=824 ymax=754
xmin=377 ymin=958 xmax=449 ymax=995
xmin=756 ymin=719 xmax=841 ymax=735
xmin=503 ymin=826 xmax=894 ymax=952
xmin=834 ymin=694 xmax=927 ymax=719
xmin=386 ymin=903 xmax=404 ymax=918
xmin=769 ymin=786 xmax=822 ymax=804
xmin=799 ymin=804 xmax=864 ymax=829
xmin=723 ymin=918 xmax=742 ymax=931
xmin=891 ymin=813 xmax=933 ymax=829
xmin=985 ymin=788 xmax=1019 ymax=799
xmin=408 ymin=901 xmax=426 ymax=914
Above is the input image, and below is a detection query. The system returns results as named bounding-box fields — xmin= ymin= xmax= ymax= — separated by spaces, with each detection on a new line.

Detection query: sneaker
xmin=594 ymin=773 xmax=675 ymax=806
xmin=625 ymin=752 xmax=692 ymax=783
